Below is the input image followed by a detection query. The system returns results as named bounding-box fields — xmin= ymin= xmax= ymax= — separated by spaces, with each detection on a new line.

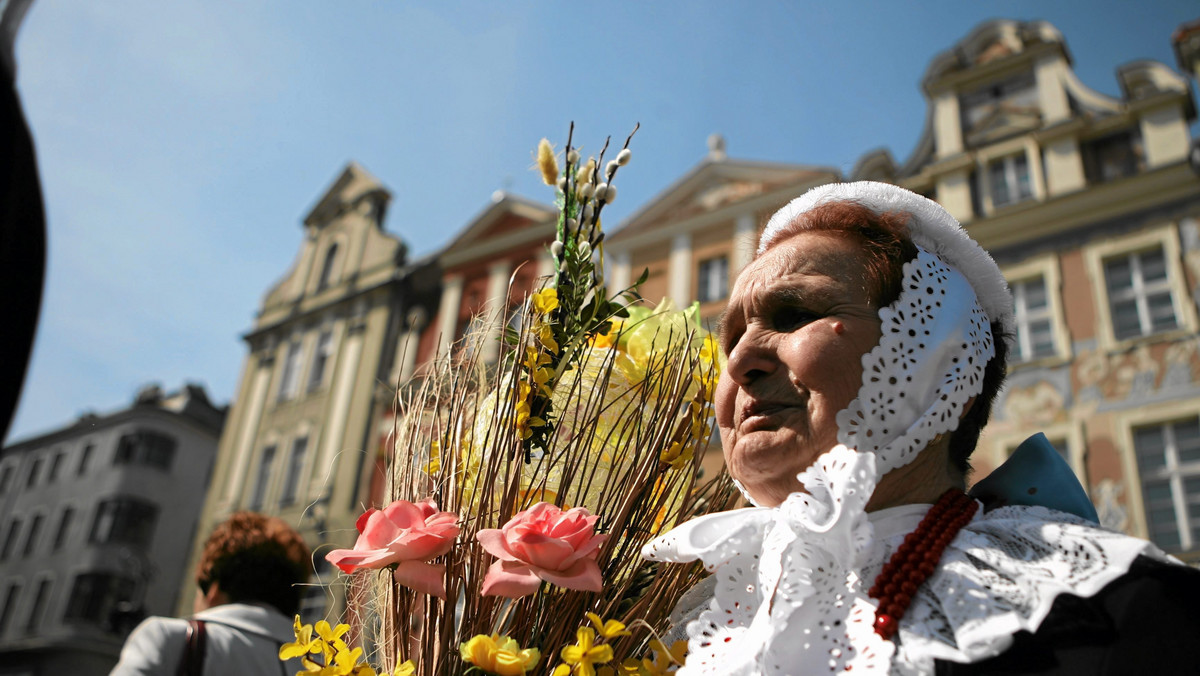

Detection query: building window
xmin=1103 ymin=246 xmax=1179 ymax=341
xmin=63 ymin=572 xmax=134 ymax=628
xmin=22 ymin=514 xmax=43 ymax=557
xmin=697 ymin=256 xmax=729 ymax=303
xmin=279 ymin=437 xmax=309 ymax=507
xmin=25 ymin=578 xmax=50 ymax=632
xmin=317 ymin=244 xmax=339 ymax=291
xmin=1010 ymin=275 xmax=1057 ymax=361
xmin=89 ymin=497 xmax=159 ymax=549
xmin=26 ymin=458 xmax=41 ymax=489
xmin=959 ymin=72 xmax=1038 ymax=135
xmin=47 ymin=452 xmax=64 ymax=483
xmin=0 ymin=582 xmax=20 ymax=636
xmin=307 ymin=331 xmax=333 ymax=393
xmin=987 ymin=153 xmax=1033 ymax=208
xmin=248 ymin=445 xmax=277 ymax=511
xmin=1 ymin=519 xmax=21 ymax=561
xmin=1135 ymin=416 xmax=1200 ymax=553
xmin=53 ymin=507 xmax=74 ymax=551
xmin=277 ymin=342 xmax=303 ymax=402
xmin=114 ymin=430 xmax=177 ymax=471
xmin=77 ymin=444 xmax=94 ymax=476
xmin=1082 ymin=130 xmax=1144 ymax=184
xmin=0 ymin=465 xmax=12 ymax=495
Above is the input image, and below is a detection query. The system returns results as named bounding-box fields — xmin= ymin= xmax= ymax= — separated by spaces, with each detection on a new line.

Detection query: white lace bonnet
xmin=759 ymin=181 xmax=1013 ymax=334
xmin=759 ymin=181 xmax=1014 ymax=479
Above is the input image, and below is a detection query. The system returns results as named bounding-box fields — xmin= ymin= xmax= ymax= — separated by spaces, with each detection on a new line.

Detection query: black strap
xmin=176 ymin=619 xmax=207 ymax=676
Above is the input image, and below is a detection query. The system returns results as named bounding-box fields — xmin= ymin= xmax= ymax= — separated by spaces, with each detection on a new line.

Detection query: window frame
xmin=1002 ymin=254 xmax=1071 ymax=366
xmin=696 ymin=255 xmax=730 ymax=304
xmin=279 ymin=436 xmax=309 ymax=508
xmin=276 ymin=340 xmax=304 ymax=403
xmin=307 ymin=329 xmax=335 ymax=393
xmin=248 ymin=444 xmax=278 ymax=511
xmin=88 ymin=497 xmax=160 ymax=549
xmin=1084 ymin=224 xmax=1198 ymax=351
xmin=973 ymin=138 xmax=1045 ymax=216
xmin=1116 ymin=402 xmax=1200 ymax=552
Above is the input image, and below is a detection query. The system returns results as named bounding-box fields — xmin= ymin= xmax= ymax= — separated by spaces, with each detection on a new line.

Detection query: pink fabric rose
xmin=325 ymin=499 xmax=459 ymax=598
xmin=476 ymin=502 xmax=608 ymax=598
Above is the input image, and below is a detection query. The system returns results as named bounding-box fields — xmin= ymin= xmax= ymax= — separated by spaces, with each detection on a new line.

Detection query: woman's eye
xmin=772 ymin=307 xmax=818 ymax=331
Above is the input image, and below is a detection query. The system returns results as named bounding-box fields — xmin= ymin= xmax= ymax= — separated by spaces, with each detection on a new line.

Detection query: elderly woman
xmin=644 ymin=182 xmax=1200 ymax=674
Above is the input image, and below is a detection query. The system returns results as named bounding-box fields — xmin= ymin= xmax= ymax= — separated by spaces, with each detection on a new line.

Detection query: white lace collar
xmin=646 ymin=498 xmax=1168 ymax=674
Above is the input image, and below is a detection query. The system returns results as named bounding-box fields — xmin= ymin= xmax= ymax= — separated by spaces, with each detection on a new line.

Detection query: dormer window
xmin=987 ymin=153 xmax=1033 ymax=208
xmin=959 ymin=72 xmax=1039 ymax=147
xmin=1082 ymin=130 xmax=1144 ymax=185
xmin=317 ymin=244 xmax=339 ymax=291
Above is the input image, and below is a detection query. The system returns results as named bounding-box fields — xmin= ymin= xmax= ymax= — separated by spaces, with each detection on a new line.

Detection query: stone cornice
xmin=965 ymin=163 xmax=1200 ymax=251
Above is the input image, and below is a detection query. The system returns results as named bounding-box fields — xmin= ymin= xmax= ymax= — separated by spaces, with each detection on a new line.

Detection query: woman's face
xmin=717 ymin=230 xmax=883 ymax=506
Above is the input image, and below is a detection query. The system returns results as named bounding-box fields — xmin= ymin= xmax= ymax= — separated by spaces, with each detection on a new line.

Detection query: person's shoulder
xmin=110 ymin=616 xmax=190 ymax=675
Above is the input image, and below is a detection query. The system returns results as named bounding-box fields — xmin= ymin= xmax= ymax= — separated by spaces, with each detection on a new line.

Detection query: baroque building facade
xmin=0 ymin=384 xmax=224 ymax=675
xmin=183 ymin=163 xmax=440 ymax=619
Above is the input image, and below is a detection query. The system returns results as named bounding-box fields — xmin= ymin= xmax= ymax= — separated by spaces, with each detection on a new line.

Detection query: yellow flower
xmin=536 ymin=322 xmax=559 ymax=353
xmin=589 ymin=320 xmax=623 ymax=349
xmin=392 ymin=661 xmax=416 ymax=676
xmin=618 ymin=640 xmax=687 ymax=675
xmin=560 ymin=627 xmax=614 ymax=676
xmin=537 ymin=138 xmax=560 ymax=186
xmin=280 ymin=615 xmax=322 ymax=661
xmin=460 ymin=633 xmax=541 ymax=675
xmin=532 ymin=287 xmax=559 ymax=315
xmin=585 ymin=613 xmax=631 ymax=640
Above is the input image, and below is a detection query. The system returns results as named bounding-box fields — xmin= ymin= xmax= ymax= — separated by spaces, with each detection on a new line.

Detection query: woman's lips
xmin=738 ymin=400 xmax=795 ymax=432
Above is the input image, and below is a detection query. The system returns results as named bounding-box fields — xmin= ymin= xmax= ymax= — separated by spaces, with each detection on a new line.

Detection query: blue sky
xmin=6 ymin=1 xmax=1198 ymax=443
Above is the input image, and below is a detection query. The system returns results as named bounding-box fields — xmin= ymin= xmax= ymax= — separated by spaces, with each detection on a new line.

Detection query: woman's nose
xmin=725 ymin=328 xmax=776 ymax=387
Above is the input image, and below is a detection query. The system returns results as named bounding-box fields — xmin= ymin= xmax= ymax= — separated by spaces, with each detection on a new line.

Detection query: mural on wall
xmin=1092 ymin=478 xmax=1129 ymax=533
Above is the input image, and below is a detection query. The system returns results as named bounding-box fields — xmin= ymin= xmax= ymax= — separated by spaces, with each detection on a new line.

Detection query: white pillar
xmin=610 ymin=250 xmax=631 ymax=291
xmin=318 ymin=319 xmax=364 ymax=478
xmin=435 ymin=275 xmax=463 ymax=358
xmin=732 ymin=213 xmax=757 ymax=275
xmin=221 ymin=357 xmax=273 ymax=507
xmin=1139 ymin=106 xmax=1190 ymax=168
xmin=536 ymin=252 xmax=556 ymax=284
xmin=482 ymin=260 xmax=512 ymax=363
xmin=669 ymin=233 xmax=693 ymax=308
xmin=933 ymin=92 xmax=963 ymax=159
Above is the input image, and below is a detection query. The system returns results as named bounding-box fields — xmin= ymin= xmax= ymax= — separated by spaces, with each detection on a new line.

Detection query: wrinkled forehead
xmin=732 ymin=231 xmax=872 ymax=300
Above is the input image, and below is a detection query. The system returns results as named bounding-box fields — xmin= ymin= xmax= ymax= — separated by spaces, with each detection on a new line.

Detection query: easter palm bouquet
xmin=288 ymin=126 xmax=737 ymax=676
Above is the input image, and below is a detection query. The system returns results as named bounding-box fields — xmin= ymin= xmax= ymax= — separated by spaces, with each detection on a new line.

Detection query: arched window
xmin=317 ymin=243 xmax=339 ymax=291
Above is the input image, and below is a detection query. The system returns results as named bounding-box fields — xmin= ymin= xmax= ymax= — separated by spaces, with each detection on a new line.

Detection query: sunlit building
xmin=183 ymin=163 xmax=440 ymax=620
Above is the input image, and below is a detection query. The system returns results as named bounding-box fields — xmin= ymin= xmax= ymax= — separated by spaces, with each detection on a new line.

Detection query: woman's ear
xmin=960 ymin=396 xmax=977 ymax=420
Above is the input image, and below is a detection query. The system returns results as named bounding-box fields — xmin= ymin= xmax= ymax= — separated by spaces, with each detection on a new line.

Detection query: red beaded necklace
xmin=867 ymin=488 xmax=978 ymax=640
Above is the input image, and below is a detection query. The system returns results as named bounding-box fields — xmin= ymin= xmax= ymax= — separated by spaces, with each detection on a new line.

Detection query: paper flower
xmin=325 ymin=499 xmax=459 ymax=598
xmin=552 ymin=627 xmax=614 ymax=676
xmin=477 ymin=502 xmax=607 ymax=597
xmin=459 ymin=633 xmax=541 ymax=676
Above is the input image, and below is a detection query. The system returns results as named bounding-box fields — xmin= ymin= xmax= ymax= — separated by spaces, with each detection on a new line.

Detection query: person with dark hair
xmin=112 ymin=512 xmax=312 ymax=675
xmin=644 ymin=182 xmax=1200 ymax=674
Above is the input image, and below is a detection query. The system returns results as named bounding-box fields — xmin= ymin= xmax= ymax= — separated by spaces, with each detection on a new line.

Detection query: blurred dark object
xmin=109 ymin=601 xmax=148 ymax=636
xmin=0 ymin=0 xmax=44 ymax=443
